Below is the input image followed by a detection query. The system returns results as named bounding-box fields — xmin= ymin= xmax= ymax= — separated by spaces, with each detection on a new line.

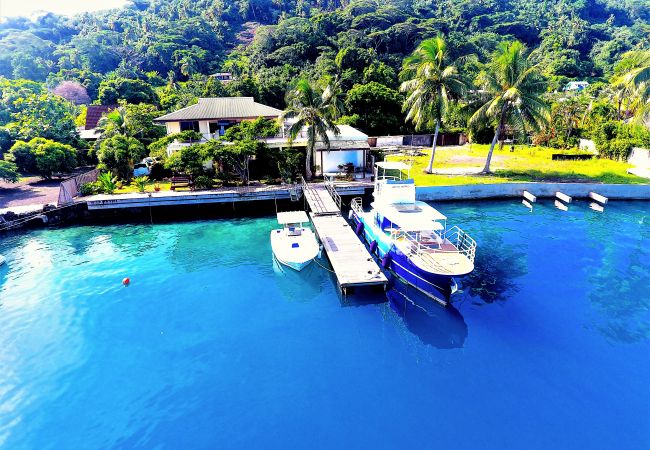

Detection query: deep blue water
xmin=0 ymin=200 xmax=648 ymax=449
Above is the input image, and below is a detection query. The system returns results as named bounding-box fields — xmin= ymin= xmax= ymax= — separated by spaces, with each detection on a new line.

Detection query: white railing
xmin=351 ymin=197 xmax=363 ymax=216
xmin=324 ymin=176 xmax=341 ymax=210
xmin=390 ymin=226 xmax=477 ymax=265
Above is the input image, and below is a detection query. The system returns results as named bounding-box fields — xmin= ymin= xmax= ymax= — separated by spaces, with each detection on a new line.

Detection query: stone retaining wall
xmin=416 ymin=182 xmax=650 ymax=201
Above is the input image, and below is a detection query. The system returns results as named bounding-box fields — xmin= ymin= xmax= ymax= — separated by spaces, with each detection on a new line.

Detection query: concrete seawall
xmin=416 ymin=182 xmax=650 ymax=201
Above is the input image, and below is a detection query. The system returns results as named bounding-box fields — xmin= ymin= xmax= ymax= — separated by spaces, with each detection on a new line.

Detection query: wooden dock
xmin=302 ymin=178 xmax=387 ymax=291
xmin=302 ymin=183 xmax=340 ymax=215
xmin=310 ymin=213 xmax=387 ymax=290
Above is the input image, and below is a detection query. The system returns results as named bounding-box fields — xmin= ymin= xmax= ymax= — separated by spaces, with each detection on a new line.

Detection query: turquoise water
xmin=0 ymin=200 xmax=648 ymax=449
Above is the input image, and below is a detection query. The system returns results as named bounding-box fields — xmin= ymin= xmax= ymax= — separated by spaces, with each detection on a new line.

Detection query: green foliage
xmin=33 ymin=141 xmax=77 ymax=178
xmin=97 ymin=135 xmax=146 ymax=180
xmin=164 ymin=145 xmax=207 ymax=176
xmin=345 ymin=82 xmax=404 ymax=135
xmin=6 ymin=137 xmax=76 ymax=178
xmin=7 ymin=93 xmax=77 ymax=144
xmin=132 ymin=175 xmax=149 ymax=193
xmin=193 ymin=175 xmax=214 ymax=190
xmin=148 ymin=131 xmax=203 ymax=161
xmin=79 ymin=181 xmax=102 ymax=196
xmin=276 ymin=147 xmax=303 ymax=183
xmin=593 ymin=121 xmax=650 ymax=160
xmin=203 ymin=118 xmax=278 ymax=184
xmin=97 ymin=78 xmax=158 ymax=105
xmin=97 ymin=172 xmax=118 ymax=194
xmin=0 ymin=160 xmax=19 ymax=183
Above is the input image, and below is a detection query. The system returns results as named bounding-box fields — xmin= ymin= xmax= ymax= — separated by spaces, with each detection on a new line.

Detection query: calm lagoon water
xmin=0 ymin=200 xmax=648 ymax=449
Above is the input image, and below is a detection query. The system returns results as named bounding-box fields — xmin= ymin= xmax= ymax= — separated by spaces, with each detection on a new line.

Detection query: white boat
xmin=0 ymin=255 xmax=5 ymax=266
xmin=271 ymin=211 xmax=319 ymax=271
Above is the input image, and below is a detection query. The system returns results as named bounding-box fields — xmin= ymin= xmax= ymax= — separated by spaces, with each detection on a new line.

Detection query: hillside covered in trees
xmin=1 ymin=0 xmax=650 ymax=184
xmin=2 ymin=0 xmax=648 ymax=102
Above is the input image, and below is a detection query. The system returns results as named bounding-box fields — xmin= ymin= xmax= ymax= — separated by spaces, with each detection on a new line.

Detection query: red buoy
xmin=122 ymin=277 xmax=130 ymax=286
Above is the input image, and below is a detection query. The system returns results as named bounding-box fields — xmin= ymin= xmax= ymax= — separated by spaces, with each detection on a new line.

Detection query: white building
xmin=565 ymin=81 xmax=589 ymax=92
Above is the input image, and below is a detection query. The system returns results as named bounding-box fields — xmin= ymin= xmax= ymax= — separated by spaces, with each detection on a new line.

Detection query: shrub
xmin=164 ymin=144 xmax=207 ymax=176
xmin=79 ymin=181 xmax=101 ymax=196
xmin=193 ymin=175 xmax=213 ymax=190
xmin=132 ymin=175 xmax=148 ymax=193
xmin=148 ymin=162 xmax=167 ymax=180
xmin=593 ymin=121 xmax=650 ymax=160
xmin=0 ymin=160 xmax=19 ymax=183
xmin=6 ymin=138 xmax=76 ymax=178
xmin=97 ymin=172 xmax=118 ymax=194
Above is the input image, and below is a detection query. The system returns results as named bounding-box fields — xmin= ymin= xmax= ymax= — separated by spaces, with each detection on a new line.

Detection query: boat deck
xmin=310 ymin=213 xmax=387 ymax=289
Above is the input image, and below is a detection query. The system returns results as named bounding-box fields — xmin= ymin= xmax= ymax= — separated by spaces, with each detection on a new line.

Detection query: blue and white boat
xmin=350 ymin=162 xmax=477 ymax=305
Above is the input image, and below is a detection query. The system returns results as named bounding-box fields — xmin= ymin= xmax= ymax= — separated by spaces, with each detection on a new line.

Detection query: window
xmin=180 ymin=121 xmax=199 ymax=132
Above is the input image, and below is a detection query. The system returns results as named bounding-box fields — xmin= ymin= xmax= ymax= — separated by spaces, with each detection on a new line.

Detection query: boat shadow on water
xmin=271 ymin=255 xmax=324 ymax=302
xmin=386 ymin=278 xmax=468 ymax=349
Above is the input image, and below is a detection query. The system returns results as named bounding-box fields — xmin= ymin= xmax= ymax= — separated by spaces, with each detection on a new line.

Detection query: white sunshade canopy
xmin=374 ymin=201 xmax=446 ymax=232
xmin=375 ymin=161 xmax=411 ymax=170
xmin=277 ymin=211 xmax=310 ymax=225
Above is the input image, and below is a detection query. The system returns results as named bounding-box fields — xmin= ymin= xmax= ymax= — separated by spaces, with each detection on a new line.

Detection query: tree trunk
xmin=482 ymin=127 xmax=500 ymax=174
xmin=426 ymin=120 xmax=440 ymax=174
xmin=305 ymin=144 xmax=313 ymax=180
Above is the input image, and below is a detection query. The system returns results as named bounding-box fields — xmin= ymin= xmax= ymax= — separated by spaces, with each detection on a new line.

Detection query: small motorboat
xmin=271 ymin=211 xmax=319 ymax=271
xmin=0 ymin=255 xmax=5 ymax=266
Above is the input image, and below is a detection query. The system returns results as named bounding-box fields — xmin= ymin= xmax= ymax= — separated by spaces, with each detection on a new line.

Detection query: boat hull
xmin=352 ymin=212 xmax=455 ymax=305
xmin=270 ymin=228 xmax=319 ymax=272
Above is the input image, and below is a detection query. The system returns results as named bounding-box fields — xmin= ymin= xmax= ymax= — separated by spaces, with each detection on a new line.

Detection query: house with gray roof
xmin=153 ymin=97 xmax=283 ymax=139
xmin=155 ymin=97 xmax=371 ymax=177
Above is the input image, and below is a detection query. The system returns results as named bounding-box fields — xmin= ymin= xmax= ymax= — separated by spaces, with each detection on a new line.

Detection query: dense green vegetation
xmin=0 ymin=0 xmax=649 ymax=185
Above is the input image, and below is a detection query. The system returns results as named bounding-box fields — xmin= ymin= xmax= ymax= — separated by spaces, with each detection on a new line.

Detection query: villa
xmin=153 ymin=97 xmax=283 ymax=139
xmin=154 ymin=97 xmax=371 ymax=177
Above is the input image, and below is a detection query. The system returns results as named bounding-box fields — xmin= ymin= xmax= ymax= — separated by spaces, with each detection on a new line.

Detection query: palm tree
xmin=400 ymin=36 xmax=468 ymax=173
xmin=96 ymin=107 xmax=128 ymax=138
xmin=616 ymin=50 xmax=650 ymax=122
xmin=282 ymin=79 xmax=341 ymax=180
xmin=469 ymin=41 xmax=549 ymax=173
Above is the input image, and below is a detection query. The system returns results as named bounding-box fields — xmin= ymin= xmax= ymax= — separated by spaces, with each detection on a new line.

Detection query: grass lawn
xmin=387 ymin=144 xmax=649 ymax=186
xmin=115 ymin=181 xmax=172 ymax=194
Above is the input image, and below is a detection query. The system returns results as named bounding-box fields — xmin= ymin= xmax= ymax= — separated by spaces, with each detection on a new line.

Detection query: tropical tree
xmin=282 ymin=79 xmax=340 ymax=180
xmin=6 ymin=137 xmax=76 ymax=178
xmin=469 ymin=41 xmax=549 ymax=173
xmin=0 ymin=160 xmax=19 ymax=183
xmin=96 ymin=107 xmax=127 ymax=138
xmin=615 ymin=50 xmax=650 ymax=123
xmin=97 ymin=134 xmax=146 ymax=180
xmin=400 ymin=36 xmax=468 ymax=173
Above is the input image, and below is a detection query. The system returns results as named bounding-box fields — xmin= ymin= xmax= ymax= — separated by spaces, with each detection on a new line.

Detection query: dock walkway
xmin=302 ymin=179 xmax=387 ymax=291
xmin=302 ymin=183 xmax=340 ymax=215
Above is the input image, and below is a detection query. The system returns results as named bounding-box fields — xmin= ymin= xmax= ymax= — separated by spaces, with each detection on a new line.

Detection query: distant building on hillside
xmin=210 ymin=72 xmax=234 ymax=83
xmin=564 ymin=81 xmax=589 ymax=92
xmin=78 ymin=104 xmax=117 ymax=140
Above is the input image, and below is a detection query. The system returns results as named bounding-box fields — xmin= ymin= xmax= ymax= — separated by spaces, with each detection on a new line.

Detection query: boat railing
xmin=391 ymin=226 xmax=477 ymax=264
xmin=441 ymin=226 xmax=477 ymax=263
xmin=351 ymin=197 xmax=363 ymax=216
